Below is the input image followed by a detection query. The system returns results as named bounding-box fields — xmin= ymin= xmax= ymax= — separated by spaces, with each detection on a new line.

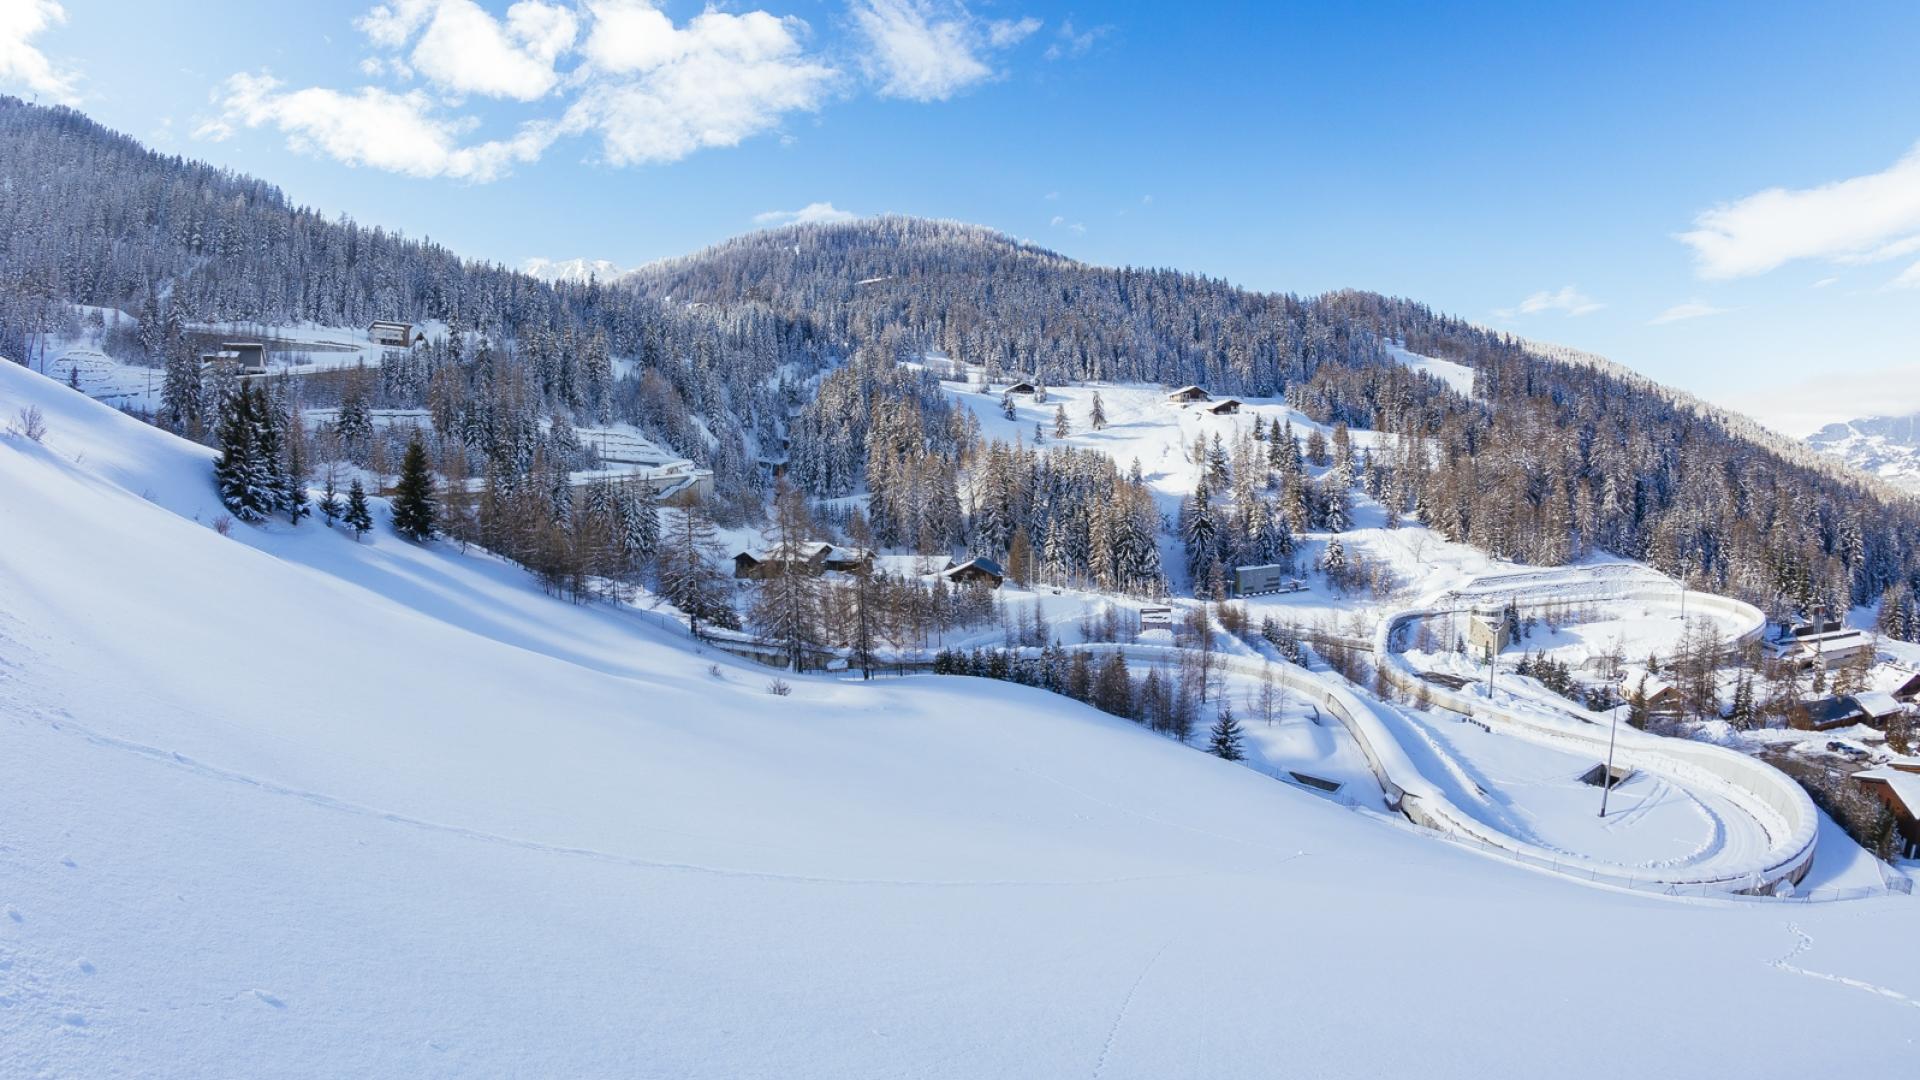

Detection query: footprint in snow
xmin=5 ymin=907 xmax=20 ymax=922
xmin=59 ymin=856 xmax=76 ymax=868
xmin=61 ymin=1012 xmax=86 ymax=1027
xmin=76 ymin=958 xmax=94 ymax=975
xmin=250 ymin=989 xmax=286 ymax=1009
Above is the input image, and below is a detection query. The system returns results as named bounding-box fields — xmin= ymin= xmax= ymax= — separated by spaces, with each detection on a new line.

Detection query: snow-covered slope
xmin=3 ymin=361 xmax=1919 ymax=1078
xmin=1807 ymin=412 xmax=1920 ymax=492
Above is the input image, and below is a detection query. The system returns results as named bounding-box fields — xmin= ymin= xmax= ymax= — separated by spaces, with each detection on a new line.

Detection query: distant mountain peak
xmin=1806 ymin=410 xmax=1920 ymax=492
xmin=521 ymin=257 xmax=632 ymax=284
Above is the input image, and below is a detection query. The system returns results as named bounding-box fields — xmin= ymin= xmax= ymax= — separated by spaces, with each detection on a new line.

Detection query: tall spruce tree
xmin=390 ymin=432 xmax=438 ymax=541
xmin=343 ymin=478 xmax=374 ymax=540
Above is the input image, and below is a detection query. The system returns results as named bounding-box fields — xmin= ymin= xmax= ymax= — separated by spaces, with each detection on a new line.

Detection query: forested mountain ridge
xmin=0 ymin=96 xmax=818 ymax=502
xmin=3 ymin=95 xmax=1919 ymax=633
xmin=631 ymin=217 xmax=1920 ymax=627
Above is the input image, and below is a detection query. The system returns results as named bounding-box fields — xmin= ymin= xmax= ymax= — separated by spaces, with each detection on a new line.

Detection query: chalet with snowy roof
xmin=1166 ymin=385 xmax=1211 ymax=404
xmin=1889 ymin=670 xmax=1920 ymax=704
xmin=1633 ymin=674 xmax=1685 ymax=717
xmin=1852 ymin=763 xmax=1920 ymax=858
xmin=369 ymin=321 xmax=424 ymax=348
xmin=733 ymin=542 xmax=873 ymax=580
xmin=734 ymin=541 xmax=833 ymax=579
xmin=1204 ymin=398 xmax=1243 ymax=416
xmin=822 ymin=547 xmax=875 ymax=574
xmin=942 ymin=556 xmax=1005 ymax=589
xmin=1003 ymin=381 xmax=1038 ymax=395
xmin=1796 ymin=694 xmax=1875 ymax=732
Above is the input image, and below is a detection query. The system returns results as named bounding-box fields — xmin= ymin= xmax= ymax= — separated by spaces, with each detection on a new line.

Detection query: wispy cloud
xmin=1494 ymin=285 xmax=1604 ymax=319
xmin=1049 ymin=214 xmax=1084 ymax=234
xmin=0 ymin=0 xmax=80 ymax=103
xmin=849 ymin=0 xmax=1033 ymax=102
xmin=1678 ymin=140 xmax=1920 ymax=287
xmin=1043 ymin=18 xmax=1109 ymax=61
xmin=1888 ymin=260 xmax=1920 ymax=291
xmin=1649 ymin=301 xmax=1728 ymax=325
xmin=754 ymin=201 xmax=858 ymax=227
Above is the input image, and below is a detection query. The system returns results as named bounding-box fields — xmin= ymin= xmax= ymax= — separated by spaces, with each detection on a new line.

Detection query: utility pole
xmin=1599 ymin=701 xmax=1621 ymax=817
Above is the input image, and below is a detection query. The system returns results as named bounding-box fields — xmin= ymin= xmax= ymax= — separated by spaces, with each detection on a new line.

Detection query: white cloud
xmin=987 ymin=17 xmax=1041 ymax=48
xmin=850 ymin=0 xmax=1027 ymax=102
xmin=1888 ymin=260 xmax=1920 ymax=291
xmin=566 ymin=3 xmax=837 ymax=166
xmin=1812 ymin=276 xmax=1839 ymax=288
xmin=210 ymin=0 xmax=1035 ymax=181
xmin=0 ymin=0 xmax=79 ymax=103
xmin=1494 ymin=285 xmax=1604 ymax=319
xmin=357 ymin=0 xmax=577 ymax=101
xmin=1678 ymin=141 xmax=1920 ymax=281
xmin=1042 ymin=18 xmax=1108 ymax=61
xmin=204 ymin=72 xmax=555 ymax=181
xmin=754 ymin=201 xmax=858 ymax=226
xmin=1648 ymin=301 xmax=1728 ymax=325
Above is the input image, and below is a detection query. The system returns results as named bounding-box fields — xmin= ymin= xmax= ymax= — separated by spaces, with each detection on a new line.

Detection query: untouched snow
xmin=4 ymin=361 xmax=1920 ymax=1078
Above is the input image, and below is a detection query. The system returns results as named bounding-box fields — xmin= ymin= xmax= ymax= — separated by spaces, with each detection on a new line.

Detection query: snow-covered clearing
xmin=5 ymin=361 xmax=1920 ymax=1077
xmin=1385 ymin=341 xmax=1477 ymax=398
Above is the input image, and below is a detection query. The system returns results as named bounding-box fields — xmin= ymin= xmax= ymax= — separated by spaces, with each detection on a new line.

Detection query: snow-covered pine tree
xmin=1053 ymin=403 xmax=1070 ymax=439
xmin=318 ymin=467 xmax=342 ymax=527
xmin=213 ymin=385 xmax=272 ymax=522
xmin=1088 ymin=391 xmax=1106 ymax=431
xmin=1208 ymin=703 xmax=1245 ymax=760
xmin=344 ymin=478 xmax=374 ymax=541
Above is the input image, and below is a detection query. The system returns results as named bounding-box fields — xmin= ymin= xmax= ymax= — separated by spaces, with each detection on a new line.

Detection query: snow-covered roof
xmin=1853 ymin=765 xmax=1920 ymax=814
xmin=739 ymin=541 xmax=834 ymax=562
xmin=1853 ymin=691 xmax=1905 ymax=718
xmin=944 ymin=556 xmax=1004 ymax=578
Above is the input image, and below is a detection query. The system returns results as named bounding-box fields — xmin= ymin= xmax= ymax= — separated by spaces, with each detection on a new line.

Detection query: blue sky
xmin=4 ymin=0 xmax=1918 ymax=433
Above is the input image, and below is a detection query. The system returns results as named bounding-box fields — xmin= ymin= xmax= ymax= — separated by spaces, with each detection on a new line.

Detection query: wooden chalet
xmin=1205 ymin=398 xmax=1244 ymax=415
xmin=1166 ymin=385 xmax=1211 ymax=404
xmin=942 ymin=556 xmax=1006 ymax=589
xmin=1003 ymin=381 xmax=1038 ymax=395
xmin=1889 ymin=670 xmax=1920 ymax=704
xmin=1853 ymin=764 xmax=1920 ymax=858
xmin=733 ymin=541 xmax=833 ymax=579
xmin=1796 ymin=694 xmax=1874 ymax=732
